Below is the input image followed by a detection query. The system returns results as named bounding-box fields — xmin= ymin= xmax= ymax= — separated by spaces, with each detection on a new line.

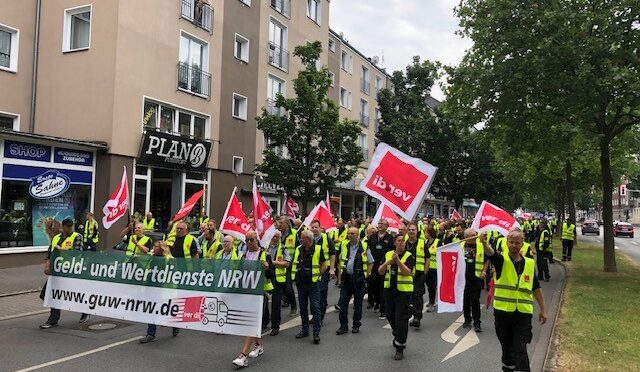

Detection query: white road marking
xmin=441 ymin=314 xmax=465 ymax=344
xmin=0 ymin=310 xmax=48 ymax=322
xmin=615 ymin=246 xmax=620 ymax=250
xmin=442 ymin=326 xmax=480 ymax=362
xmin=596 ymin=239 xmax=602 ymax=243
xmin=632 ymin=241 xmax=638 ymax=246
xmin=15 ymin=336 xmax=141 ymax=372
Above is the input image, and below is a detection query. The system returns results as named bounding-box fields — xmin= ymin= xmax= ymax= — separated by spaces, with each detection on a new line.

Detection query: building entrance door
xmin=150 ymin=168 xmax=173 ymax=230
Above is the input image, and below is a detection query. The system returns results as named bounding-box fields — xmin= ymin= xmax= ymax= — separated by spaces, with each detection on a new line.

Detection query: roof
xmin=329 ymin=28 xmax=392 ymax=78
xmin=425 ymin=96 xmax=442 ymax=110
xmin=0 ymin=129 xmax=108 ymax=150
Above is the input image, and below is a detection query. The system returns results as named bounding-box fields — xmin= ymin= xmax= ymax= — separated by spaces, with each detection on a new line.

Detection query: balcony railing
xmin=181 ymin=0 xmax=213 ymax=33
xmin=177 ymin=62 xmax=211 ymax=99
xmin=360 ymin=113 xmax=369 ymax=127
xmin=360 ymin=78 xmax=370 ymax=94
xmin=265 ymin=99 xmax=286 ymax=117
xmin=270 ymin=0 xmax=291 ymax=17
xmin=268 ymin=42 xmax=289 ymax=71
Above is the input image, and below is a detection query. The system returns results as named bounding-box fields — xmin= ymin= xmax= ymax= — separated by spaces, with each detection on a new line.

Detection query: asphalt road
xmin=0 ymin=264 xmax=564 ymax=372
xmin=577 ymin=225 xmax=640 ymax=264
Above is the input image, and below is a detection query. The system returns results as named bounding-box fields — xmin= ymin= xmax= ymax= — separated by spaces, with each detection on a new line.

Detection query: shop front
xmin=0 ymin=135 xmax=102 ymax=255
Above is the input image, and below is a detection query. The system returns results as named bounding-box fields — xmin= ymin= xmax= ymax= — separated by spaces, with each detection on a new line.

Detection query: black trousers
xmin=338 ymin=274 xmax=366 ymax=328
xmin=261 ymin=293 xmax=270 ymax=328
xmin=537 ymin=252 xmax=550 ymax=280
xmin=284 ymin=266 xmax=297 ymax=311
xmin=411 ymin=272 xmax=426 ymax=319
xmin=367 ymin=263 xmax=382 ymax=306
xmin=297 ymin=281 xmax=321 ymax=336
xmin=463 ymin=277 xmax=483 ymax=325
xmin=84 ymin=241 xmax=97 ymax=251
xmin=319 ymin=272 xmax=329 ymax=321
xmin=264 ymin=281 xmax=284 ymax=330
xmin=562 ymin=239 xmax=574 ymax=261
xmin=425 ymin=269 xmax=437 ymax=305
xmin=494 ymin=309 xmax=533 ymax=372
xmin=385 ymin=290 xmax=411 ymax=350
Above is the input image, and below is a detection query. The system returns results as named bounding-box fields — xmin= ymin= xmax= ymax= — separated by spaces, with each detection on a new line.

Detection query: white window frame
xmin=62 ymin=4 xmax=92 ymax=53
xmin=232 ymin=156 xmax=244 ymax=174
xmin=239 ymin=0 xmax=251 ymax=6
xmin=179 ymin=30 xmax=210 ymax=73
xmin=232 ymin=93 xmax=248 ymax=121
xmin=328 ymin=71 xmax=335 ymax=87
xmin=234 ymin=33 xmax=250 ymax=63
xmin=141 ymin=96 xmax=210 ymax=139
xmin=0 ymin=111 xmax=20 ymax=131
xmin=339 ymin=87 xmax=352 ymax=110
xmin=267 ymin=73 xmax=286 ymax=100
xmin=0 ymin=24 xmax=19 ymax=72
xmin=328 ymin=38 xmax=335 ymax=53
xmin=306 ymin=0 xmax=321 ymax=25
xmin=341 ymin=51 xmax=353 ymax=74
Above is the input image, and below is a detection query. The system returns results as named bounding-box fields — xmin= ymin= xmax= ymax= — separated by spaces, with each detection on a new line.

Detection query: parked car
xmin=581 ymin=219 xmax=600 ymax=235
xmin=613 ymin=222 xmax=634 ymax=238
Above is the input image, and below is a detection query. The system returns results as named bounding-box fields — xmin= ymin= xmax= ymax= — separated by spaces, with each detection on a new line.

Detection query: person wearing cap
xmin=40 ymin=218 xmax=90 ymax=329
xmin=484 ymin=230 xmax=547 ymax=372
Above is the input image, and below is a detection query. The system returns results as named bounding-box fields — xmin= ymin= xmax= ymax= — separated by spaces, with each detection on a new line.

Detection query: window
xmin=180 ymin=0 xmax=213 ymax=32
xmin=178 ymin=32 xmax=210 ymax=97
xmin=234 ymin=34 xmax=249 ymax=63
xmin=375 ymin=76 xmax=383 ymax=96
xmin=232 ymin=93 xmax=248 ymax=120
xmin=306 ymin=0 xmax=321 ymax=24
xmin=328 ymin=38 xmax=335 ymax=53
xmin=232 ymin=156 xmax=244 ymax=174
xmin=375 ymin=108 xmax=382 ymax=131
xmin=63 ymin=5 xmax=91 ymax=52
xmin=142 ymin=99 xmax=208 ymax=139
xmin=358 ymin=134 xmax=368 ymax=160
xmin=0 ymin=113 xmax=18 ymax=130
xmin=270 ymin=0 xmax=290 ymax=17
xmin=269 ymin=19 xmax=288 ymax=71
xmin=267 ymin=74 xmax=285 ymax=116
xmin=239 ymin=0 xmax=251 ymax=5
xmin=340 ymin=88 xmax=352 ymax=110
xmin=328 ymin=71 xmax=335 ymax=87
xmin=360 ymin=66 xmax=370 ymax=94
xmin=360 ymin=99 xmax=369 ymax=127
xmin=340 ymin=51 xmax=352 ymax=73
xmin=0 ymin=25 xmax=19 ymax=72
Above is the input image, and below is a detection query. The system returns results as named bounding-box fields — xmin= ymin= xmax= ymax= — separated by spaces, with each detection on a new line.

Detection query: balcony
xmin=177 ymin=62 xmax=211 ymax=99
xmin=270 ymin=0 xmax=290 ymax=17
xmin=181 ymin=0 xmax=213 ymax=33
xmin=360 ymin=113 xmax=369 ymax=127
xmin=268 ymin=42 xmax=289 ymax=71
xmin=360 ymin=78 xmax=370 ymax=95
xmin=265 ymin=99 xmax=286 ymax=117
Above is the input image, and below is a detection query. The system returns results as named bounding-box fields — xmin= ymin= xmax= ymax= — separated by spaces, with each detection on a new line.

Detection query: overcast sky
xmin=329 ymin=0 xmax=473 ymax=101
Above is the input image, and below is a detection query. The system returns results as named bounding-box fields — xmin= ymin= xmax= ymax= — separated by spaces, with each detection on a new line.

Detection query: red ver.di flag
xmin=302 ymin=201 xmax=336 ymax=232
xmin=219 ymin=187 xmax=251 ymax=241
xmin=252 ymin=179 xmax=277 ymax=247
xmin=360 ymin=143 xmax=438 ymax=220
xmin=102 ymin=166 xmax=129 ymax=229
xmin=171 ymin=188 xmax=205 ymax=222
xmin=437 ymin=241 xmax=466 ymax=313
xmin=371 ymin=203 xmax=402 ymax=234
xmin=450 ymin=209 xmax=462 ymax=221
xmin=470 ymin=201 xmax=520 ymax=237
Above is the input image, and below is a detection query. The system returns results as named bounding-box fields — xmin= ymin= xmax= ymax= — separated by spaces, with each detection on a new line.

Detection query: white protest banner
xmin=470 ymin=200 xmax=520 ymax=237
xmin=44 ymin=250 xmax=264 ymax=337
xmin=437 ymin=241 xmax=466 ymax=313
xmin=359 ymin=143 xmax=438 ymax=220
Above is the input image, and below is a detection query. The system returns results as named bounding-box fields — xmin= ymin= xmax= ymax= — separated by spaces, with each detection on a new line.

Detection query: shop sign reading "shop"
xmin=138 ymin=130 xmax=212 ymax=172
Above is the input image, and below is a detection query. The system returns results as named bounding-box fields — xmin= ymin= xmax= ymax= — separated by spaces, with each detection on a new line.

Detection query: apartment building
xmin=0 ymin=0 xmax=396 ymax=265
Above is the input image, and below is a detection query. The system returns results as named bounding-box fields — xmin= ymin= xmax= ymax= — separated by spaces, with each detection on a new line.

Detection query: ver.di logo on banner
xmin=29 ymin=170 xmax=71 ymax=199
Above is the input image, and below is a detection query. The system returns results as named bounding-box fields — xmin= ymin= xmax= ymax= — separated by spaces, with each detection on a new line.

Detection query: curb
xmin=0 ymin=289 xmax=40 ymax=298
xmin=541 ymin=260 xmax=569 ymax=372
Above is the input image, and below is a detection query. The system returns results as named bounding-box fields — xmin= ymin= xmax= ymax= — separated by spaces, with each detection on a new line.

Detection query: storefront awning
xmin=0 ymin=129 xmax=108 ymax=150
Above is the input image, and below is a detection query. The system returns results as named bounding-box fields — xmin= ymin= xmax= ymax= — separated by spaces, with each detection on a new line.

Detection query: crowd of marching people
xmin=41 ymin=209 xmax=567 ymax=371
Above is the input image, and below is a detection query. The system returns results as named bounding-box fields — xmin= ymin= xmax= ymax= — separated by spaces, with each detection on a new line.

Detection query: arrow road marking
xmin=441 ymin=314 xmax=465 ymax=344
xmin=442 ymin=325 xmax=480 ymax=362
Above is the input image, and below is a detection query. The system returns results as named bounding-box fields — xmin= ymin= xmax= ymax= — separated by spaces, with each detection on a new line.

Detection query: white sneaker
xmin=232 ymin=354 xmax=248 ymax=367
xmin=248 ymin=343 xmax=264 ymax=358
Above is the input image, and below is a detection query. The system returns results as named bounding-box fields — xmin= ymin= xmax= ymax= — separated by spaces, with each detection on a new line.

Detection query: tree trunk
xmin=565 ymin=160 xmax=576 ymax=223
xmin=556 ymin=179 xmax=564 ymax=237
xmin=600 ymin=137 xmax=617 ymax=272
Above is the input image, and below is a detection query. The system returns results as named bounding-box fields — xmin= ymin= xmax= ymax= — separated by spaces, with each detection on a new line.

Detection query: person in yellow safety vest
xmin=561 ymin=217 xmax=577 ymax=261
xmin=233 ymin=231 xmax=272 ymax=367
xmin=462 ymin=228 xmax=490 ymax=332
xmin=125 ymin=223 xmax=153 ymax=256
xmin=206 ymin=219 xmax=223 ymax=243
xmin=40 ymin=218 xmax=89 ymax=329
xmin=484 ymin=229 xmax=547 ymax=372
xmin=424 ymin=226 xmax=441 ymax=313
xmin=332 ymin=219 xmax=348 ymax=245
xmin=291 ymin=230 xmax=327 ymax=344
xmin=215 ymin=235 xmax=241 ymax=260
xmin=496 ymin=235 xmax=534 ymax=259
xmin=199 ymin=213 xmax=210 ymax=226
xmin=277 ymin=216 xmax=298 ymax=315
xmin=164 ymin=219 xmax=182 ymax=248
xmin=201 ymin=228 xmax=222 ymax=259
xmin=444 ymin=223 xmax=465 ymax=244
xmin=536 ymin=221 xmax=552 ymax=281
xmin=142 ymin=212 xmax=156 ymax=232
xmin=336 ymin=227 xmax=374 ymax=335
xmin=378 ymin=233 xmax=415 ymax=360
xmin=264 ymin=230 xmax=291 ymax=336
xmin=169 ymin=221 xmax=199 ymax=260
xmin=404 ymin=223 xmax=428 ymax=328
xmin=309 ymin=220 xmax=336 ymax=324
xmin=82 ymin=212 xmax=99 ymax=251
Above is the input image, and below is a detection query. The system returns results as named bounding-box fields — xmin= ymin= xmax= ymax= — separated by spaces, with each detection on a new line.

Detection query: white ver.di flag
xmin=437 ymin=241 xmax=466 ymax=313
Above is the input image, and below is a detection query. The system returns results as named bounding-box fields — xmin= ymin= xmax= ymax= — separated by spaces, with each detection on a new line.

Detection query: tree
xmin=256 ymin=41 xmax=363 ymax=215
xmin=447 ymin=0 xmax=640 ymax=272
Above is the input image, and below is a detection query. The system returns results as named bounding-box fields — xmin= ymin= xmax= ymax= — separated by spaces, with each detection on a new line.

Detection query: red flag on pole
xmin=219 ymin=187 xmax=251 ymax=241
xmin=253 ymin=179 xmax=277 ymax=247
xmin=326 ymin=191 xmax=331 ymax=215
xmin=286 ymin=196 xmax=299 ymax=218
xmin=102 ymin=166 xmax=129 ymax=229
xmin=171 ymin=188 xmax=205 ymax=222
xmin=371 ymin=203 xmax=402 ymax=234
xmin=302 ymin=201 xmax=337 ymax=232
xmin=450 ymin=209 xmax=462 ymax=221
xmin=470 ymin=201 xmax=520 ymax=236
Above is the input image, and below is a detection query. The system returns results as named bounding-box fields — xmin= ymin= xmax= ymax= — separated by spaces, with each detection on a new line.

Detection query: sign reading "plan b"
xmin=360 ymin=143 xmax=438 ymax=220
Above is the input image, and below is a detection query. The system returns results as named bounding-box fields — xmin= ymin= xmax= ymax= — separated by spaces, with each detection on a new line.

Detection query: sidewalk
xmin=0 ymin=264 xmax=44 ymax=296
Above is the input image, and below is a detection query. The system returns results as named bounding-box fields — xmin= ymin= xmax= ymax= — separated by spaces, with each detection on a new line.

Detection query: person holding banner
xmin=484 ymin=230 xmax=547 ymax=372
xmin=40 ymin=218 xmax=90 ymax=329
xmin=379 ymin=234 xmax=415 ymax=360
xmin=405 ymin=223 xmax=428 ymax=328
xmin=170 ymin=222 xmax=199 ymax=259
xmin=424 ymin=227 xmax=441 ymax=313
xmin=215 ymin=236 xmax=241 ymax=260
xmin=201 ymin=227 xmax=221 ymax=259
xmin=119 ymin=223 xmax=153 ymax=256
xmin=462 ymin=228 xmax=490 ymax=332
xmin=366 ymin=219 xmax=395 ymax=316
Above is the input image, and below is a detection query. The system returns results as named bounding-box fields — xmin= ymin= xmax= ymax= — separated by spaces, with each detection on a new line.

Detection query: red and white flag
xmin=450 ymin=209 xmax=462 ymax=221
xmin=360 ymin=143 xmax=438 ymax=220
xmin=302 ymin=201 xmax=337 ymax=232
xmin=171 ymin=188 xmax=205 ymax=222
xmin=471 ymin=200 xmax=520 ymax=237
xmin=219 ymin=187 xmax=252 ymax=241
xmin=371 ymin=203 xmax=402 ymax=234
xmin=325 ymin=191 xmax=331 ymax=215
xmin=253 ymin=179 xmax=277 ymax=247
xmin=286 ymin=196 xmax=299 ymax=218
xmin=437 ymin=241 xmax=466 ymax=313
xmin=102 ymin=166 xmax=129 ymax=229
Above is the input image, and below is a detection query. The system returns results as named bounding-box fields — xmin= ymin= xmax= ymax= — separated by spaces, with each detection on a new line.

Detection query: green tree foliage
xmin=256 ymin=41 xmax=363 ymax=214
